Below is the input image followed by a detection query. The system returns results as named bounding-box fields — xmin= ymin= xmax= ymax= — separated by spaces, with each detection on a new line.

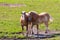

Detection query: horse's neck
xmin=34 ymin=14 xmax=39 ymax=19
xmin=32 ymin=13 xmax=39 ymax=17
xmin=32 ymin=13 xmax=40 ymax=22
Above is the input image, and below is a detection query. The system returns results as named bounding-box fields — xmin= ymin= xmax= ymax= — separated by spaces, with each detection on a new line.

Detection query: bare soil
xmin=0 ymin=2 xmax=26 ymax=7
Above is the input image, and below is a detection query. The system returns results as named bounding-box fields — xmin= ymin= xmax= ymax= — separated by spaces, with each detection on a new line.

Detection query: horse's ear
xmin=22 ymin=11 xmax=26 ymax=14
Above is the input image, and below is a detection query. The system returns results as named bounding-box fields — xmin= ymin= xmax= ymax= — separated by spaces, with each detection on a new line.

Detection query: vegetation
xmin=0 ymin=0 xmax=60 ymax=39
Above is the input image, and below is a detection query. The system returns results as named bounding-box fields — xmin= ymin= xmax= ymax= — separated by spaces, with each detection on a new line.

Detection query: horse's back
xmin=38 ymin=12 xmax=50 ymax=23
xmin=39 ymin=12 xmax=48 ymax=15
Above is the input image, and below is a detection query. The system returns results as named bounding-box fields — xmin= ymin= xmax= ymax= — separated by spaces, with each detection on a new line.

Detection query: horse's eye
xmin=22 ymin=13 xmax=24 ymax=14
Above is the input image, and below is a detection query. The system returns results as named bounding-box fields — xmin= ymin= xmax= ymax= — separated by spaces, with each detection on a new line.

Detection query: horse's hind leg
xmin=37 ymin=24 xmax=39 ymax=34
xmin=44 ymin=22 xmax=49 ymax=33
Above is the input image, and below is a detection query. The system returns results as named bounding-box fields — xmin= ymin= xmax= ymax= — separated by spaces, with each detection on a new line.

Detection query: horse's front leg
xmin=26 ymin=25 xmax=28 ymax=37
xmin=27 ymin=23 xmax=33 ymax=37
xmin=21 ymin=25 xmax=24 ymax=35
xmin=29 ymin=22 xmax=33 ymax=35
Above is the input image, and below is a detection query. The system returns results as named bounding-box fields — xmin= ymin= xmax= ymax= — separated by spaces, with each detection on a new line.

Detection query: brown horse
xmin=28 ymin=11 xmax=53 ymax=34
xmin=20 ymin=11 xmax=33 ymax=36
xmin=20 ymin=11 xmax=29 ymax=36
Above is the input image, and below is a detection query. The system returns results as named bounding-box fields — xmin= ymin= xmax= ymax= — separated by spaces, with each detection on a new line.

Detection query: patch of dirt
xmin=0 ymin=38 xmax=41 ymax=40
xmin=0 ymin=2 xmax=26 ymax=7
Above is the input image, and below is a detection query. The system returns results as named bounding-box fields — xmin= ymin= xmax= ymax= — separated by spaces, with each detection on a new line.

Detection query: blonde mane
xmin=39 ymin=12 xmax=48 ymax=15
xmin=28 ymin=11 xmax=37 ymax=14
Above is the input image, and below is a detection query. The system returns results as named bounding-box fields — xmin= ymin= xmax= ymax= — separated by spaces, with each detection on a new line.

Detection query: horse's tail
xmin=49 ymin=15 xmax=53 ymax=23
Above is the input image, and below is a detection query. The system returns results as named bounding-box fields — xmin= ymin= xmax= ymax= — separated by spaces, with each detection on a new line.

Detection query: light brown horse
xmin=28 ymin=11 xmax=53 ymax=34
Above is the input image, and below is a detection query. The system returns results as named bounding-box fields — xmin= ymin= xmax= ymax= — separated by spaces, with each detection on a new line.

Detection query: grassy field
xmin=0 ymin=0 xmax=60 ymax=40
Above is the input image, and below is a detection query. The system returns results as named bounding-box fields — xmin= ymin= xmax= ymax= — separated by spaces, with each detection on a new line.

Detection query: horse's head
xmin=21 ymin=11 xmax=27 ymax=21
xmin=27 ymin=11 xmax=37 ymax=22
xmin=28 ymin=11 xmax=39 ymax=22
xmin=29 ymin=11 xmax=37 ymax=16
xmin=22 ymin=11 xmax=26 ymax=15
xmin=27 ymin=11 xmax=34 ymax=22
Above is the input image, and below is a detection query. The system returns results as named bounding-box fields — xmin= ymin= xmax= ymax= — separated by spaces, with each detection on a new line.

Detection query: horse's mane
xmin=28 ymin=11 xmax=37 ymax=13
xmin=22 ymin=11 xmax=26 ymax=14
xmin=28 ymin=11 xmax=39 ymax=16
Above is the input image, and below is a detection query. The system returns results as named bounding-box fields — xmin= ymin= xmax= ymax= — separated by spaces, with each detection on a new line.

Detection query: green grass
xmin=0 ymin=0 xmax=60 ymax=39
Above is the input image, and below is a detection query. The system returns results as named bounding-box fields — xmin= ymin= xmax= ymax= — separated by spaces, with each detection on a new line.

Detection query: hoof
xmin=28 ymin=34 xmax=32 ymax=37
xmin=45 ymin=31 xmax=48 ymax=33
xmin=32 ymin=32 xmax=34 ymax=35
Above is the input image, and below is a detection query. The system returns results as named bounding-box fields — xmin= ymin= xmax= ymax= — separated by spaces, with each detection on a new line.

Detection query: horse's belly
xmin=33 ymin=21 xmax=39 ymax=25
xmin=21 ymin=21 xmax=27 ymax=26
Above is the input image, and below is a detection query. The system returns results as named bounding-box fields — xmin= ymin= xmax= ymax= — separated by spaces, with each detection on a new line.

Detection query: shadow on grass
xmin=32 ymin=33 xmax=60 ymax=39
xmin=0 ymin=32 xmax=60 ymax=39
